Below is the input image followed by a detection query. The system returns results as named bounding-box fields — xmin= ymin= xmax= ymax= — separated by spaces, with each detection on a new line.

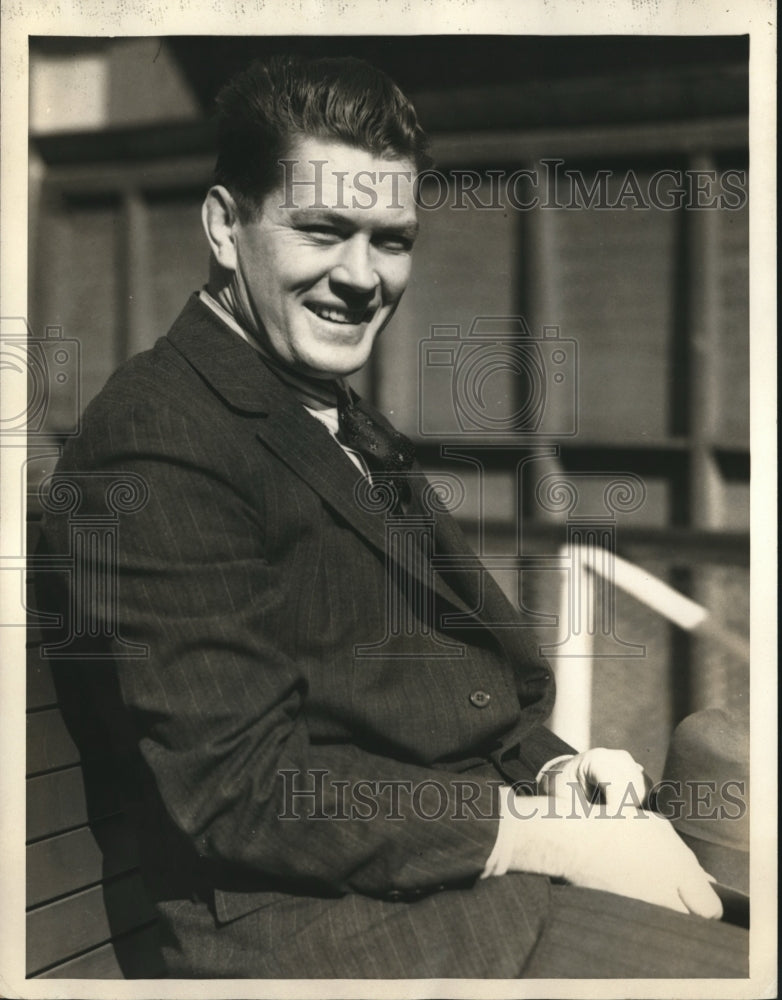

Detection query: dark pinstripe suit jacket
xmin=40 ymin=295 xmax=574 ymax=973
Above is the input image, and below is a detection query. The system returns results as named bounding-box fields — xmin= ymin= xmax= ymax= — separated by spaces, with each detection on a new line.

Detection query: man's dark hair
xmin=213 ymin=54 xmax=431 ymax=219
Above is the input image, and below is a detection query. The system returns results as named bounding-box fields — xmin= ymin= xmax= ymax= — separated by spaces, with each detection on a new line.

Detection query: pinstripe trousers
xmin=155 ymin=873 xmax=748 ymax=978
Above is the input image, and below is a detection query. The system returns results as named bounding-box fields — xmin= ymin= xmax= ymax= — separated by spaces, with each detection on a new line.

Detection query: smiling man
xmin=38 ymin=54 xmax=748 ymax=979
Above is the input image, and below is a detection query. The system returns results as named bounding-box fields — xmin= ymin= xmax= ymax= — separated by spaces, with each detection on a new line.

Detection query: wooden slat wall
xmin=27 ymin=767 xmax=122 ymax=842
xmin=28 ymin=875 xmax=155 ymax=975
xmin=26 ymin=517 xmax=164 ymax=979
xmin=37 ymin=924 xmax=163 ymax=979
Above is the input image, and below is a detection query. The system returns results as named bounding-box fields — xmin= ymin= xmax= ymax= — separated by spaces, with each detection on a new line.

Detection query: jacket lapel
xmin=429 ymin=500 xmax=519 ymax=627
xmin=256 ymin=413 xmax=476 ymax=619
xmin=166 ymin=297 xmax=474 ymax=617
xmin=256 ymin=404 xmax=391 ymax=556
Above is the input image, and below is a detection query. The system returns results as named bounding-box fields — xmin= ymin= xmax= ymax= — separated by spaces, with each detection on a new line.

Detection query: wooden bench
xmin=26 ymin=514 xmax=165 ymax=979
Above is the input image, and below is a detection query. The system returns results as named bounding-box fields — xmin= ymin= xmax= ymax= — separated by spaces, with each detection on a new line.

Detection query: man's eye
xmin=302 ymin=225 xmax=342 ymax=242
xmin=377 ymin=236 xmax=414 ymax=253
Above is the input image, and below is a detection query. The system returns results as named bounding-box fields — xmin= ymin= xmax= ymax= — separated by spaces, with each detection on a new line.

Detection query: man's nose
xmin=330 ymin=238 xmax=378 ymax=295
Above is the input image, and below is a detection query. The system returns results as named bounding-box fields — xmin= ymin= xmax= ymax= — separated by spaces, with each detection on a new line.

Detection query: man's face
xmin=229 ymin=137 xmax=418 ymax=378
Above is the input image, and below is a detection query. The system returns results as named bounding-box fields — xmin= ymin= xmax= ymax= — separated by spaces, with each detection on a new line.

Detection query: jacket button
xmin=388 ymin=889 xmax=403 ymax=900
xmin=469 ymin=690 xmax=491 ymax=708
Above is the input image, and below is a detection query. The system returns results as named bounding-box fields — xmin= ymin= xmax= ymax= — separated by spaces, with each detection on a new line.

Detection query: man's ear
xmin=202 ymin=186 xmax=239 ymax=271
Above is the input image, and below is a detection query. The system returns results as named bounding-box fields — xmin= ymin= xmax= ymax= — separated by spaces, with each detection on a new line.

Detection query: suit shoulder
xmin=65 ymin=338 xmax=241 ymax=469
xmin=92 ymin=335 xmax=198 ymax=410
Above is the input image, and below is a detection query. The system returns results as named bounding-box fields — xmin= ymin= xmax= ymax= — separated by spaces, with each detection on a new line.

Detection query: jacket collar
xmin=167 ymin=293 xmax=287 ymax=415
xmin=166 ymin=298 xmax=381 ymax=544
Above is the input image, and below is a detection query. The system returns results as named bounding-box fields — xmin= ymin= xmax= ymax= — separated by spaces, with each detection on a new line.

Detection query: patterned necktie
xmin=334 ymin=381 xmax=416 ymax=503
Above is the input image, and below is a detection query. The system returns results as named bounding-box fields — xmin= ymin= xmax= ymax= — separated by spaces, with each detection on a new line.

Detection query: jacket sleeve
xmin=40 ymin=398 xmax=510 ymax=900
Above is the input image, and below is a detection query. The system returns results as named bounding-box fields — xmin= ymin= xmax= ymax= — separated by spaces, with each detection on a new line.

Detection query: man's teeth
xmin=311 ymin=306 xmax=367 ymax=324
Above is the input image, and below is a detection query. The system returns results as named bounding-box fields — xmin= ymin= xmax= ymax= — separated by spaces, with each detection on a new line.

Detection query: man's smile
xmin=305 ymin=302 xmax=376 ymax=326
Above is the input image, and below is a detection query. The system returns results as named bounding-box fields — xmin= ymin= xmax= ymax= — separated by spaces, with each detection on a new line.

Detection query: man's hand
xmin=539 ymin=748 xmax=650 ymax=812
xmin=507 ymin=795 xmax=722 ymax=919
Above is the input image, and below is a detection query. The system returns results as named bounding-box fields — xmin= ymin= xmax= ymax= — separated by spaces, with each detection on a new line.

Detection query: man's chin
xmin=296 ymin=345 xmax=373 ymax=379
xmin=302 ymin=359 xmax=368 ymax=380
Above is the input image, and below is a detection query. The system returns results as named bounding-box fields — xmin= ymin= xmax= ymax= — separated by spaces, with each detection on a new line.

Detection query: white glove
xmin=507 ymin=794 xmax=722 ymax=919
xmin=539 ymin=747 xmax=649 ymax=813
